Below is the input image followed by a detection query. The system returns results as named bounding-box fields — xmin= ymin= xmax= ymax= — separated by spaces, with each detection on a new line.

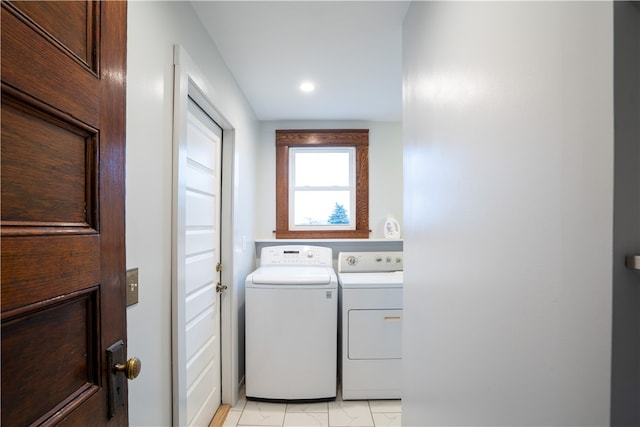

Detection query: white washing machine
xmin=245 ymin=245 xmax=337 ymax=401
xmin=338 ymin=251 xmax=403 ymax=400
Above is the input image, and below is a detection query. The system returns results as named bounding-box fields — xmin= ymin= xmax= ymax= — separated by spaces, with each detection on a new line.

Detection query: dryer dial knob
xmin=346 ymin=256 xmax=357 ymax=266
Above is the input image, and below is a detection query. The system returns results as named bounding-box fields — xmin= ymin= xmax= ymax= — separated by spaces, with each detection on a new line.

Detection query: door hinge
xmin=216 ymin=282 xmax=228 ymax=293
xmin=216 ymin=262 xmax=223 ymax=272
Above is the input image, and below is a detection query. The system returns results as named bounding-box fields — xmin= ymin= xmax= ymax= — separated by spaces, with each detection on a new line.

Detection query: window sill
xmin=274 ymin=230 xmax=370 ymax=239
xmin=255 ymin=238 xmax=402 ymax=243
xmin=254 ymin=238 xmax=404 ymax=258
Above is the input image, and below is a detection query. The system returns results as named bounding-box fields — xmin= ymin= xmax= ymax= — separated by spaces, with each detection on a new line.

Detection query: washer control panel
xmin=338 ymin=251 xmax=403 ymax=273
xmin=260 ymin=245 xmax=333 ymax=267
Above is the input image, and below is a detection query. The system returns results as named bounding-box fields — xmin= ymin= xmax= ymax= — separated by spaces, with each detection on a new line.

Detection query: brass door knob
xmin=114 ymin=357 xmax=141 ymax=380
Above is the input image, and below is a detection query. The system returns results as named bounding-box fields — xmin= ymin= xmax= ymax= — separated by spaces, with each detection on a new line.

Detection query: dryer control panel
xmin=338 ymin=251 xmax=403 ymax=273
xmin=260 ymin=245 xmax=333 ymax=267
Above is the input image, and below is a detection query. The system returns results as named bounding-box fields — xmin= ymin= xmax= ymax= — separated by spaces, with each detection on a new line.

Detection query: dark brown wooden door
xmin=1 ymin=1 xmax=128 ymax=425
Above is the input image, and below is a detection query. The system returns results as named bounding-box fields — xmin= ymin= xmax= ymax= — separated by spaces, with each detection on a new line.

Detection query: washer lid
xmin=251 ymin=266 xmax=334 ymax=285
xmin=338 ymin=271 xmax=403 ymax=288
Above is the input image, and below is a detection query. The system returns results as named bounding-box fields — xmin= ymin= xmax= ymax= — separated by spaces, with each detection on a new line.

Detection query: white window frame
xmin=288 ymin=146 xmax=356 ymax=231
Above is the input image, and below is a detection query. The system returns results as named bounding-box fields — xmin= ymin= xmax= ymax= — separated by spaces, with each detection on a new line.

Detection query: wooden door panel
xmin=1 ymin=1 xmax=127 ymax=425
xmin=9 ymin=1 xmax=99 ymax=70
xmin=1 ymin=289 xmax=100 ymax=426
xmin=1 ymin=2 xmax=100 ymax=126
xmin=1 ymin=87 xmax=98 ymax=229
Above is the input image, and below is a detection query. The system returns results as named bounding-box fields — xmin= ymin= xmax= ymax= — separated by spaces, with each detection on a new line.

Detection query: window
xmin=275 ymin=129 xmax=369 ymax=239
xmin=290 ymin=146 xmax=355 ymax=229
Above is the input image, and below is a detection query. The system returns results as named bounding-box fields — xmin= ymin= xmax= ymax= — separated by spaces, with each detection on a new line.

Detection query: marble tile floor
xmin=222 ymin=389 xmax=401 ymax=427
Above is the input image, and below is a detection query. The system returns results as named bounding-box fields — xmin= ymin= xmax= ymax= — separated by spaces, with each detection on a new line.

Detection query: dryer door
xmin=348 ymin=309 xmax=402 ymax=359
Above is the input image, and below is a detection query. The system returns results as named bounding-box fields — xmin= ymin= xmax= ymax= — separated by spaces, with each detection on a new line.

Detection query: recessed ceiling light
xmin=300 ymin=82 xmax=315 ymax=92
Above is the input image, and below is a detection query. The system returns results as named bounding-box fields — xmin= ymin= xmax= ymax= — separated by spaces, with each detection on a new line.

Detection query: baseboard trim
xmin=209 ymin=404 xmax=231 ymax=427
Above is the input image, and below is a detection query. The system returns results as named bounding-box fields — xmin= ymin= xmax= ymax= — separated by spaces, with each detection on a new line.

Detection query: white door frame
xmin=172 ymin=44 xmax=236 ymax=423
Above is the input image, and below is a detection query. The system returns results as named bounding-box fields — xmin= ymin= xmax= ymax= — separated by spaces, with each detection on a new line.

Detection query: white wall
xmin=402 ymin=2 xmax=613 ymax=426
xmin=255 ymin=121 xmax=403 ymax=240
xmin=126 ymin=2 xmax=259 ymax=425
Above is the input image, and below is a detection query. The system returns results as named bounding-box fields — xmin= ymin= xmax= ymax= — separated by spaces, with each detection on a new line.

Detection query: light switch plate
xmin=126 ymin=268 xmax=139 ymax=306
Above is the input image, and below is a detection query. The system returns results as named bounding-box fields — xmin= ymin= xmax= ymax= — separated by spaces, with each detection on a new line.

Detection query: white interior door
xmin=173 ymin=92 xmax=223 ymax=426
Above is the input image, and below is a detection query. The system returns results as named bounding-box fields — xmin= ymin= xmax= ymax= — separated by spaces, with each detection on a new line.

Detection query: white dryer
xmin=338 ymin=251 xmax=403 ymax=400
xmin=245 ymin=245 xmax=337 ymax=401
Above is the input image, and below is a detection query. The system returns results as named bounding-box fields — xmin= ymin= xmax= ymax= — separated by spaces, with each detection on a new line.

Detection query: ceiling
xmin=191 ymin=1 xmax=410 ymax=122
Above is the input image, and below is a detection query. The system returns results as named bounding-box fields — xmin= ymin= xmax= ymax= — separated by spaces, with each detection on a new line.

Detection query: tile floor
xmin=223 ymin=388 xmax=401 ymax=427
